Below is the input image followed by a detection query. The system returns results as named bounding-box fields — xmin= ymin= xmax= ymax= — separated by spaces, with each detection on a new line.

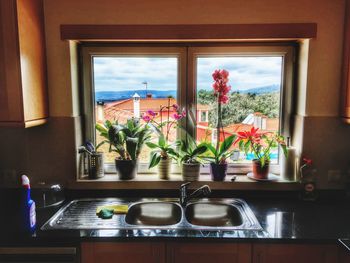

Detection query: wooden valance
xmin=60 ymin=23 xmax=317 ymax=41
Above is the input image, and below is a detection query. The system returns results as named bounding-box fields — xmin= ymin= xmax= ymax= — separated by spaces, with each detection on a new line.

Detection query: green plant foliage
xmin=197 ymin=90 xmax=280 ymax=127
xmin=176 ymin=133 xmax=208 ymax=164
xmin=145 ymin=134 xmax=179 ymax=168
xmin=95 ymin=118 xmax=151 ymax=161
xmin=205 ymin=134 xmax=237 ymax=164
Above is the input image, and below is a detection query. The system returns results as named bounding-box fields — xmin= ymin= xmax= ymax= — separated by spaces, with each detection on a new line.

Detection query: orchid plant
xmin=142 ymin=98 xmax=186 ymax=168
xmin=205 ymin=69 xmax=236 ymax=164
xmin=234 ymin=127 xmax=288 ymax=167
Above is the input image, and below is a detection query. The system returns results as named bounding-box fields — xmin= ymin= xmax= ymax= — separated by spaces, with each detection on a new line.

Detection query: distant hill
xmin=96 ymin=90 xmax=177 ymax=102
xmin=238 ymin=84 xmax=280 ymax=94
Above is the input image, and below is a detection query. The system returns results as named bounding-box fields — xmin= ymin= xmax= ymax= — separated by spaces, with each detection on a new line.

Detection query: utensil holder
xmin=88 ymin=152 xmax=104 ymax=179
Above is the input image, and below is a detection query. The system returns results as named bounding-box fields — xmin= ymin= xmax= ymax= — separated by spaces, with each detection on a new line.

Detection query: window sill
xmin=71 ymin=173 xmax=301 ymax=191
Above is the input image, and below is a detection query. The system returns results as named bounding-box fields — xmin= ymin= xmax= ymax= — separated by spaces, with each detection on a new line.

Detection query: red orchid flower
xmin=234 ymin=127 xmax=262 ymax=145
xmin=303 ymin=157 xmax=312 ymax=165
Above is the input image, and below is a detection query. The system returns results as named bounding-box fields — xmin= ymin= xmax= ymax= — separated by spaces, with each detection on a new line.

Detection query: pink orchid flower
xmin=172 ymin=113 xmax=183 ymax=120
xmin=146 ymin=110 xmax=157 ymax=117
xmin=142 ymin=115 xmax=151 ymax=122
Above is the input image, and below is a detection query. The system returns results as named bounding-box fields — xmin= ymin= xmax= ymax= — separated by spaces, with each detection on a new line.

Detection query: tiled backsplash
xmin=0 ymin=117 xmax=80 ymax=187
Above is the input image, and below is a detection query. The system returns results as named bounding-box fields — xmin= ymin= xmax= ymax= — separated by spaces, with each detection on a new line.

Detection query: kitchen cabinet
xmin=339 ymin=247 xmax=350 ymax=263
xmin=0 ymin=0 xmax=48 ymax=128
xmin=81 ymin=242 xmax=343 ymax=263
xmin=81 ymin=242 xmax=166 ymax=263
xmin=81 ymin=242 xmax=251 ymax=263
xmin=252 ymin=244 xmax=339 ymax=263
xmin=167 ymin=242 xmax=251 ymax=263
xmin=342 ymin=0 xmax=350 ymax=123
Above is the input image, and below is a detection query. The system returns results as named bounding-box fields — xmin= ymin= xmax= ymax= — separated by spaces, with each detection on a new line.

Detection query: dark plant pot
xmin=252 ymin=159 xmax=270 ymax=179
xmin=115 ymin=159 xmax=137 ymax=180
xmin=210 ymin=163 xmax=227 ymax=181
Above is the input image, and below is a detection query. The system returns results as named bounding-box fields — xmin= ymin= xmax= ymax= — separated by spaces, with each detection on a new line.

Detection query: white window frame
xmin=80 ymin=45 xmax=187 ymax=174
xmin=187 ymin=45 xmax=295 ymax=174
xmin=80 ymin=44 xmax=295 ymax=175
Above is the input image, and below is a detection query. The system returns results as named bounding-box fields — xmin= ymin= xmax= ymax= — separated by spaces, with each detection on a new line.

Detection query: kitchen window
xmin=80 ymin=44 xmax=295 ymax=174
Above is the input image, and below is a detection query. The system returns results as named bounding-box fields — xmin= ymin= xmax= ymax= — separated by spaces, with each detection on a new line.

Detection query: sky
xmin=93 ymin=56 xmax=282 ymax=92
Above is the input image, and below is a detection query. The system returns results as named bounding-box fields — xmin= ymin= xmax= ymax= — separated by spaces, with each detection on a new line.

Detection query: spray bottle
xmin=21 ymin=175 xmax=36 ymax=233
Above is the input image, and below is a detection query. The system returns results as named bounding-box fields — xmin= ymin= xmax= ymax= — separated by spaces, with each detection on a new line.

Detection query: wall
xmin=0 ymin=0 xmax=349 ymax=189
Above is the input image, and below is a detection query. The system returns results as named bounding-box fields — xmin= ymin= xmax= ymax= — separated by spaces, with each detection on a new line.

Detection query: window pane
xmin=196 ymin=56 xmax=283 ymax=163
xmin=93 ymin=56 xmax=178 ymax=163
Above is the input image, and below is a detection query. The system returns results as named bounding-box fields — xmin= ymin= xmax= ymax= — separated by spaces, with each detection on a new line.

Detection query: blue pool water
xmin=246 ymin=153 xmax=278 ymax=160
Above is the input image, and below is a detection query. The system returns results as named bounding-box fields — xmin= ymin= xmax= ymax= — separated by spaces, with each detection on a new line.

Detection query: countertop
xmin=2 ymin=190 xmax=350 ymax=246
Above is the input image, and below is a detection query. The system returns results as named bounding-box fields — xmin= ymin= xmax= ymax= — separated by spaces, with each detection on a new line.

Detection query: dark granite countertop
xmin=1 ymin=190 xmax=350 ymax=246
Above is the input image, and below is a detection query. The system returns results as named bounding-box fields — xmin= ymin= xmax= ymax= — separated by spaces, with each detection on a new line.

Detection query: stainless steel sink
xmin=125 ymin=202 xmax=182 ymax=226
xmin=185 ymin=202 xmax=243 ymax=227
xmin=41 ymin=198 xmax=262 ymax=231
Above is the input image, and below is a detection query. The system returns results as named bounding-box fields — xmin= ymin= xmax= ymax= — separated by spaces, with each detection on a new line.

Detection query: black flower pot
xmin=210 ymin=162 xmax=227 ymax=181
xmin=115 ymin=159 xmax=137 ymax=180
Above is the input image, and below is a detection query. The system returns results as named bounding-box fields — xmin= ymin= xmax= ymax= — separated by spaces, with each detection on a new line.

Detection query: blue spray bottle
xmin=21 ymin=175 xmax=36 ymax=233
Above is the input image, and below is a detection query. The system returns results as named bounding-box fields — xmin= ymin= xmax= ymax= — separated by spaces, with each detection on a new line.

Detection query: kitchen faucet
xmin=179 ymin=182 xmax=211 ymax=207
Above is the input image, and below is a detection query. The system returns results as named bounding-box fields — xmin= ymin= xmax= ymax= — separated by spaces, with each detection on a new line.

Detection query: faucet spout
xmin=179 ymin=182 xmax=211 ymax=207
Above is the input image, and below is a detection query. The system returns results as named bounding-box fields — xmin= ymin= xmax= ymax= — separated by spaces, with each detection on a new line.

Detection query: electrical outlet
xmin=328 ymin=169 xmax=342 ymax=183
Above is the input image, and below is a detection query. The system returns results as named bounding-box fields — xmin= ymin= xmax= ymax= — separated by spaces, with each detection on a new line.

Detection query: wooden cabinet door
xmin=253 ymin=244 xmax=339 ymax=263
xmin=81 ymin=242 xmax=165 ymax=263
xmin=339 ymin=247 xmax=350 ymax=263
xmin=0 ymin=0 xmax=48 ymax=128
xmin=342 ymin=0 xmax=350 ymax=123
xmin=167 ymin=242 xmax=251 ymax=263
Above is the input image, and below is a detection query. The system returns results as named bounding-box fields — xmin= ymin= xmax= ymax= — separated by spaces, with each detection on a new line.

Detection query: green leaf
xmin=192 ymin=144 xmax=208 ymax=157
xmin=126 ymin=137 xmax=138 ymax=160
xmin=158 ymin=134 xmax=166 ymax=147
xmin=146 ymin=142 xmax=159 ymax=149
xmin=206 ymin=143 xmax=217 ymax=156
xmin=149 ymin=152 xmax=161 ymax=168
xmin=281 ymin=144 xmax=288 ymax=158
xmin=260 ymin=156 xmax=265 ymax=167
xmin=219 ymin=134 xmax=236 ymax=156
xmin=105 ymin=120 xmax=112 ymax=129
xmin=187 ymin=134 xmax=197 ymax=152
xmin=96 ymin=140 xmax=109 ymax=150
xmin=166 ymin=147 xmax=179 ymax=158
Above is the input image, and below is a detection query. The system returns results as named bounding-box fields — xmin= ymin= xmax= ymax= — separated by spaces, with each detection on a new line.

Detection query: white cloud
xmin=93 ymin=56 xmax=282 ymax=92
xmin=197 ymin=56 xmax=282 ymax=91
xmin=94 ymin=57 xmax=177 ymax=91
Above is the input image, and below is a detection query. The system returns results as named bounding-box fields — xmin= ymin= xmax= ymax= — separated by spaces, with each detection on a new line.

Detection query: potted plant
xmin=205 ymin=69 xmax=236 ymax=181
xmin=78 ymin=141 xmax=105 ymax=179
xmin=143 ymin=100 xmax=185 ymax=179
xmin=235 ymin=127 xmax=287 ymax=180
xmin=96 ymin=118 xmax=151 ymax=180
xmin=205 ymin=134 xmax=236 ymax=181
xmin=176 ymin=133 xmax=208 ymax=181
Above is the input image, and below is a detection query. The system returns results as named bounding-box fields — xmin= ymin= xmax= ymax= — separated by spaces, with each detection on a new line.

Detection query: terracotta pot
xmin=252 ymin=159 xmax=270 ymax=179
xmin=209 ymin=163 xmax=227 ymax=181
xmin=182 ymin=163 xmax=200 ymax=181
xmin=115 ymin=159 xmax=137 ymax=180
xmin=158 ymin=158 xmax=172 ymax=180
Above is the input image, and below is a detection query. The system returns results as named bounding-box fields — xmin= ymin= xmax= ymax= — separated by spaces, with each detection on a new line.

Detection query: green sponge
xmin=97 ymin=208 xmax=114 ymax=219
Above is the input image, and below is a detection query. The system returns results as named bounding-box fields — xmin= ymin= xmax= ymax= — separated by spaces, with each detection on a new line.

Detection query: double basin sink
xmin=41 ymin=198 xmax=262 ymax=231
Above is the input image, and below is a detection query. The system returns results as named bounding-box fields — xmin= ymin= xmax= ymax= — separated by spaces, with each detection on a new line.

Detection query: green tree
xmin=197 ymin=89 xmax=280 ymax=127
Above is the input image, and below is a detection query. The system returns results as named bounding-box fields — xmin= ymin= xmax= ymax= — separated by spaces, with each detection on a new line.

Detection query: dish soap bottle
xmin=21 ymin=175 xmax=36 ymax=233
